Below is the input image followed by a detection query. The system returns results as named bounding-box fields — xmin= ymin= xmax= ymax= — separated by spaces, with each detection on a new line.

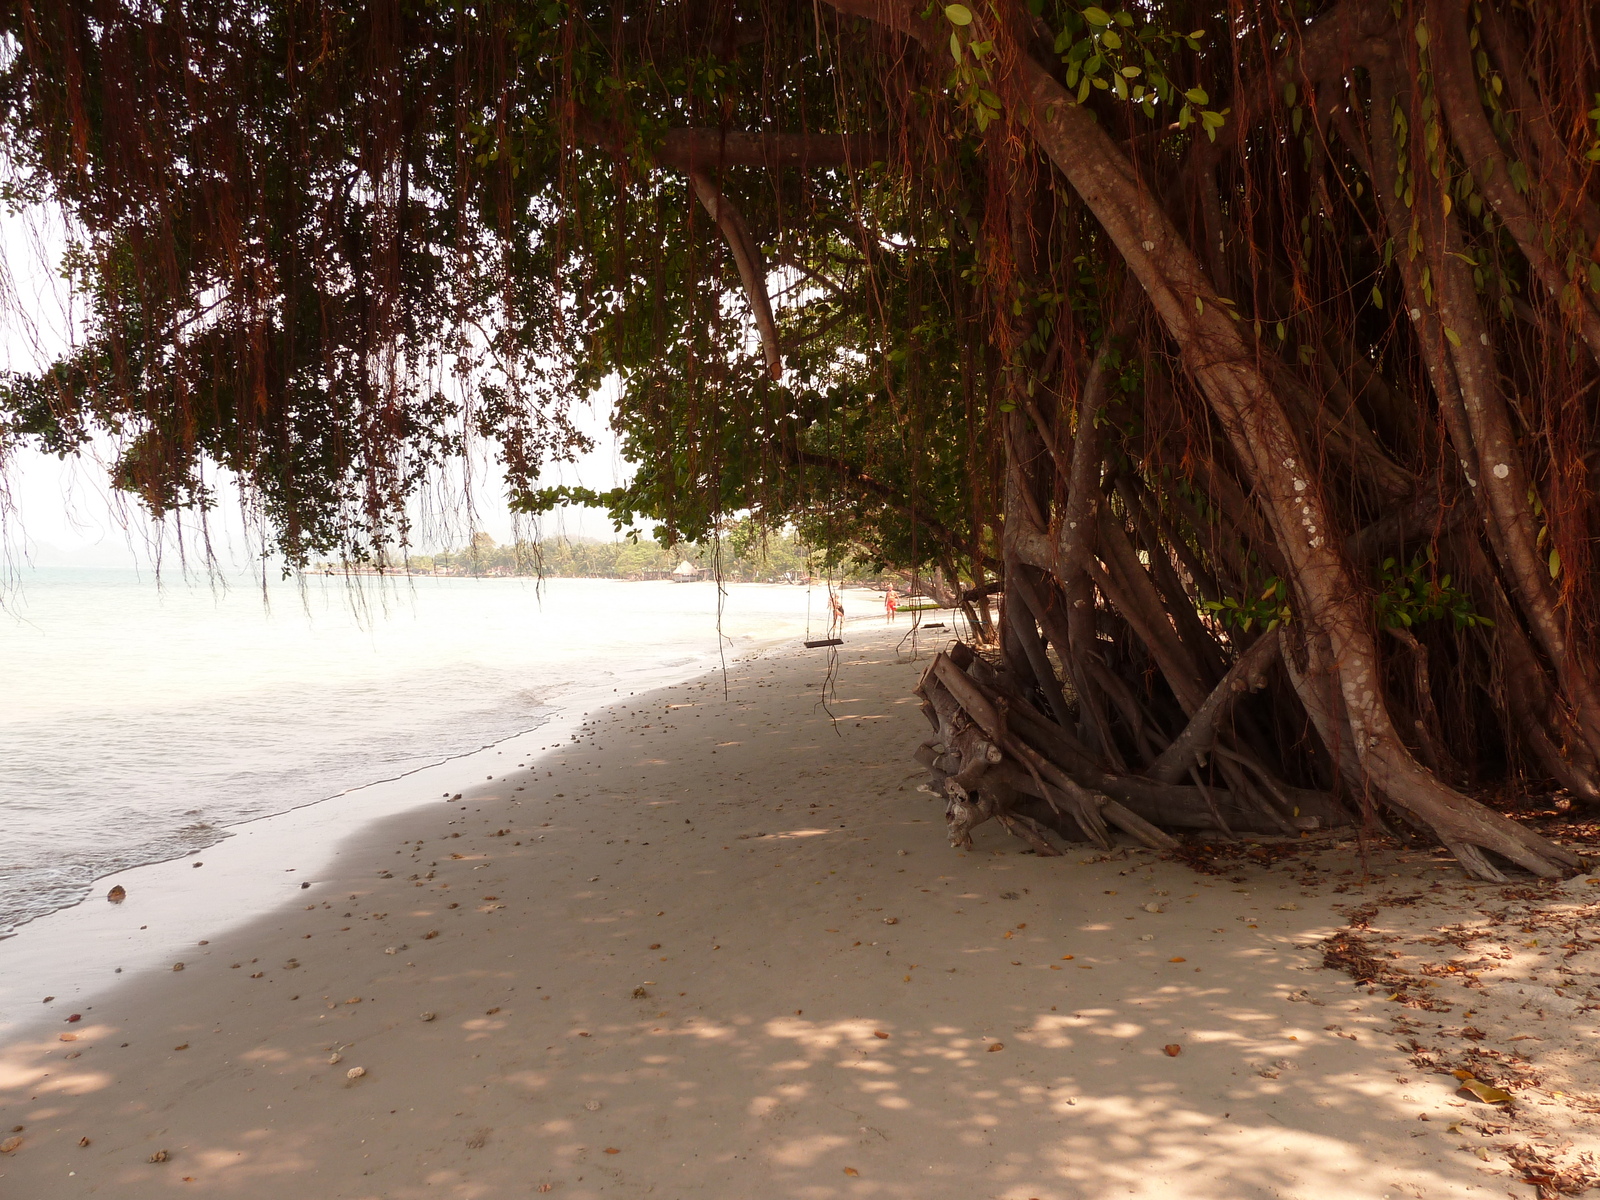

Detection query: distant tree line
xmin=354 ymin=523 xmax=883 ymax=584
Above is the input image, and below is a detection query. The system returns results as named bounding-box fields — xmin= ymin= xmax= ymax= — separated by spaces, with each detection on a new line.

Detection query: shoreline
xmin=0 ymin=608 xmax=897 ymax=1036
xmin=0 ymin=573 xmax=852 ymax=940
xmin=2 ymin=624 xmax=1589 ymax=1198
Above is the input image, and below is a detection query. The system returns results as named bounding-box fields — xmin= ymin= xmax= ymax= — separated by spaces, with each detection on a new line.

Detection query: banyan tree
xmin=3 ymin=0 xmax=1599 ymax=879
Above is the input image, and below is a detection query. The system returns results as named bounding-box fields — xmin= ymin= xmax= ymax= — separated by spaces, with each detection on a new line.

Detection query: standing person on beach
xmin=829 ymin=588 xmax=844 ymax=636
xmin=884 ymin=587 xmax=898 ymax=623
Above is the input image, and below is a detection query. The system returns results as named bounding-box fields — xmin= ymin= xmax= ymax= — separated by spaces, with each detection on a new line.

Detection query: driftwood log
xmin=914 ymin=642 xmax=1352 ymax=855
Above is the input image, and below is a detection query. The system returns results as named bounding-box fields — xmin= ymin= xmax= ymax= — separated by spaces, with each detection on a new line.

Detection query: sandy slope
xmin=0 ymin=627 xmax=1582 ymax=1198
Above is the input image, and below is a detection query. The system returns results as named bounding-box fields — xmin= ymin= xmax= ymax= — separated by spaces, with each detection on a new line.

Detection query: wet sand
xmin=0 ymin=627 xmax=1583 ymax=1198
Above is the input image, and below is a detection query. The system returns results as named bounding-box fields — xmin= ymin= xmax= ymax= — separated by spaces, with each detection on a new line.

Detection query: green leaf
xmin=1083 ymin=7 xmax=1112 ymax=26
xmin=1443 ymin=326 xmax=1461 ymax=347
xmin=950 ymin=31 xmax=962 ymax=62
xmin=1184 ymin=86 xmax=1209 ymax=105
xmin=1371 ymin=286 xmax=1384 ymax=309
xmin=944 ymin=4 xmax=973 ymax=26
xmin=1414 ymin=19 xmax=1430 ymax=50
xmin=1550 ymin=548 xmax=1562 ymax=578
xmin=1101 ymin=29 xmax=1122 ymax=49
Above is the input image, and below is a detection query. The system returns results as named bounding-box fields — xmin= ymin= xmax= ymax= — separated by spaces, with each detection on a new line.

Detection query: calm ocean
xmin=0 ymin=569 xmax=824 ymax=935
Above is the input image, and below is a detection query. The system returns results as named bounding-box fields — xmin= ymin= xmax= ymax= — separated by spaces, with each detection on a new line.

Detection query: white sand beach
xmin=2 ymin=626 xmax=1595 ymax=1199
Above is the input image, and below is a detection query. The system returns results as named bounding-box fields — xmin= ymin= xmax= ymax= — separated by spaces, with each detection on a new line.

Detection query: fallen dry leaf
xmin=1164 ymin=1044 xmax=1183 ymax=1057
xmin=988 ymin=1042 xmax=1004 ymax=1052
xmin=604 ymin=1147 xmax=620 ymax=1155
xmin=873 ymin=1031 xmax=889 ymax=1039
xmin=843 ymin=1167 xmax=859 ymax=1176
xmin=173 ymin=1043 xmax=189 ymax=1051
xmin=1169 ymin=957 xmax=1187 ymax=963
xmin=0 ymin=1137 xmax=21 ymax=1154
xmin=1452 ymin=1071 xmax=1512 ymax=1104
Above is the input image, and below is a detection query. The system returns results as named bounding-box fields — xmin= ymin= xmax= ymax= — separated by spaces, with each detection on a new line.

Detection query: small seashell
xmin=328 ymin=1053 xmax=342 ymax=1065
xmin=0 ymin=1136 xmax=21 ymax=1154
xmin=1277 ymin=902 xmax=1300 ymax=911
xmin=585 ymin=1100 xmax=602 ymax=1111
xmin=172 ymin=962 xmax=185 ymax=971
xmin=1143 ymin=903 xmax=1164 ymax=914
xmin=420 ymin=1012 xmax=437 ymax=1022
xmin=78 ymin=1136 xmax=90 ymax=1147
xmin=882 ymin=917 xmax=899 ymax=925
xmin=384 ymin=947 xmax=397 ymax=955
xmin=631 ymin=987 xmax=648 ymax=999
xmin=987 ymin=1042 xmax=1004 ymax=1052
xmin=346 ymin=1066 xmax=366 ymax=1080
xmin=148 ymin=1149 xmax=169 ymax=1163
xmin=107 ymin=886 xmax=126 ymax=903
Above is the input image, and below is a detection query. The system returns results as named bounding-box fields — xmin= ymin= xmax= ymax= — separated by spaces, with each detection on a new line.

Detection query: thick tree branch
xmin=687 ymin=168 xmax=783 ymax=379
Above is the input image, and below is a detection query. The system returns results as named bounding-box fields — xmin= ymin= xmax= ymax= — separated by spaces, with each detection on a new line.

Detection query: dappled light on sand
xmin=0 ymin=631 xmax=1565 ymax=1198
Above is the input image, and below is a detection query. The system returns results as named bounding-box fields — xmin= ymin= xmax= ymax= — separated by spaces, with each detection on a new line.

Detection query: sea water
xmin=0 ymin=569 xmax=829 ymax=935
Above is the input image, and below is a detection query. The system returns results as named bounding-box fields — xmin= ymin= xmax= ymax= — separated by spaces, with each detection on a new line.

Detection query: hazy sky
xmin=1 ymin=209 xmax=635 ymax=571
